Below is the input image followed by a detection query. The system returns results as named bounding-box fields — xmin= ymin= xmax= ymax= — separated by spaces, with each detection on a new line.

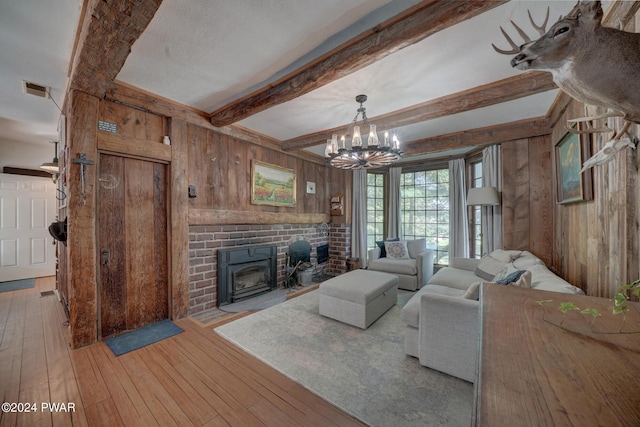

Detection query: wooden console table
xmin=474 ymin=284 xmax=640 ymax=426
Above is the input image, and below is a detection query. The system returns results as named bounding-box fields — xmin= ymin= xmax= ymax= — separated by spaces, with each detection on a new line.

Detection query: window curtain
xmin=482 ymin=145 xmax=502 ymax=253
xmin=449 ymin=158 xmax=469 ymax=258
xmin=351 ymin=169 xmax=369 ymax=268
xmin=387 ymin=166 xmax=402 ymax=239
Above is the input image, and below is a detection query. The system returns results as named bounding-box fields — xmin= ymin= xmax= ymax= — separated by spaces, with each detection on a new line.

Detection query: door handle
xmin=101 ymin=249 xmax=110 ymax=265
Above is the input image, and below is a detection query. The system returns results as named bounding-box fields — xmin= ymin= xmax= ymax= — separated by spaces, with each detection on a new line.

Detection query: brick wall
xmin=188 ymin=223 xmax=350 ymax=314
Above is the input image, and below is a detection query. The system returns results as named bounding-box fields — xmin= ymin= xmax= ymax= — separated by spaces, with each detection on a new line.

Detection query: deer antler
xmin=566 ymin=109 xmax=625 ymax=136
xmin=528 ymin=8 xmax=549 ymax=36
xmin=492 ymin=7 xmax=550 ymax=55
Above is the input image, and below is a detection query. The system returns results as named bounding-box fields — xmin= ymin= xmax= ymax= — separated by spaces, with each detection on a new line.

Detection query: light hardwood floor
xmin=0 ymin=277 xmax=364 ymax=426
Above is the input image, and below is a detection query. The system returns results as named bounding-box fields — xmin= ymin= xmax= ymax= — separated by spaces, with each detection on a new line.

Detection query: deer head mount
xmin=493 ymin=1 xmax=640 ymax=124
xmin=492 ymin=1 xmax=640 ymax=169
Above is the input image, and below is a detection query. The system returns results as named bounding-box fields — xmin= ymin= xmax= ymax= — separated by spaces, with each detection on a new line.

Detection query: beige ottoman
xmin=319 ymin=269 xmax=398 ymax=329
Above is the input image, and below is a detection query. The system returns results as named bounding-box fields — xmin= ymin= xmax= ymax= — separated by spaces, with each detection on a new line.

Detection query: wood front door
xmin=97 ymin=153 xmax=169 ymax=338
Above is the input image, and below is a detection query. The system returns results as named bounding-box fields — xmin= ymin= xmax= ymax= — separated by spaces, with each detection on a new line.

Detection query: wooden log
xmin=189 ymin=209 xmax=330 ymax=226
xmin=69 ymin=0 xmax=163 ymax=97
xmin=66 ymin=90 xmax=99 ymax=348
xmin=170 ymin=118 xmax=190 ymax=319
xmin=402 ymin=117 xmax=550 ymax=156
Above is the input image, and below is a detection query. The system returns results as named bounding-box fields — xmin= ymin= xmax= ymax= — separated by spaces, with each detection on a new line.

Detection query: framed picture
xmin=555 ymin=130 xmax=593 ymax=204
xmin=251 ymin=160 xmax=296 ymax=207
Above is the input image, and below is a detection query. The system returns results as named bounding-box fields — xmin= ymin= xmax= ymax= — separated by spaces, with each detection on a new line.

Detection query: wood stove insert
xmin=217 ymin=244 xmax=277 ymax=306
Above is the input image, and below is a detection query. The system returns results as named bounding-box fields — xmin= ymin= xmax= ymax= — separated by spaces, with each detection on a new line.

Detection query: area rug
xmin=0 ymin=278 xmax=35 ymax=293
xmin=105 ymin=319 xmax=184 ymax=356
xmin=218 ymin=288 xmax=288 ymax=313
xmin=215 ymin=290 xmax=473 ymax=427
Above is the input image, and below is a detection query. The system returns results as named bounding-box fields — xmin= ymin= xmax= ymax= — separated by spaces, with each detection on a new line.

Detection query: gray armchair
xmin=367 ymin=238 xmax=434 ymax=291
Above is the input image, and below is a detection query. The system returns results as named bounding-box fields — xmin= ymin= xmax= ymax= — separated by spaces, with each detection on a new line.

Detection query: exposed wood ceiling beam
xmin=68 ymin=0 xmax=163 ymax=98
xmin=282 ymin=72 xmax=556 ymax=151
xmin=208 ymin=0 xmax=508 ymax=127
xmin=401 ymin=116 xmax=551 ymax=156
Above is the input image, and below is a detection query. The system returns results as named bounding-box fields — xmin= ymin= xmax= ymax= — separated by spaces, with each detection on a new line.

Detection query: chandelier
xmin=325 ymin=95 xmax=402 ymax=169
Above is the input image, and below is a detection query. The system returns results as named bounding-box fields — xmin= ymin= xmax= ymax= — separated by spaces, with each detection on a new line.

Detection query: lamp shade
xmin=467 ymin=187 xmax=500 ymax=206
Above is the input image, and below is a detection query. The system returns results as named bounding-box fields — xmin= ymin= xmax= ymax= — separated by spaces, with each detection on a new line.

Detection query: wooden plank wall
xmin=550 ymin=100 xmax=639 ymax=297
xmin=186 ymin=122 xmax=349 ymax=225
xmin=501 ymin=135 xmax=553 ymax=267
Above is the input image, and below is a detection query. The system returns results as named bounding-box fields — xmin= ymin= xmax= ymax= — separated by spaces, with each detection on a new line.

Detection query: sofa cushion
xmin=400 ymin=285 xmax=465 ymax=327
xmin=489 ymin=249 xmax=523 ymax=263
xmin=428 ymin=267 xmax=479 ymax=291
xmin=512 ymin=251 xmax=545 ymax=269
xmin=407 ymin=239 xmax=427 ymax=259
xmin=474 ymin=254 xmax=507 ymax=281
xmin=368 ymin=257 xmax=417 ymax=276
xmin=462 ymin=281 xmax=481 ymax=300
xmin=528 ymin=264 xmax=584 ymax=294
xmin=376 ymin=237 xmax=399 ymax=258
xmin=385 ymin=240 xmax=410 ymax=259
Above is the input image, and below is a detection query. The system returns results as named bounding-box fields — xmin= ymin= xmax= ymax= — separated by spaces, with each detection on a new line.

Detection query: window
xmin=366 ymin=173 xmax=385 ymax=249
xmin=470 ymin=162 xmax=483 ymax=259
xmin=401 ymin=169 xmax=449 ymax=265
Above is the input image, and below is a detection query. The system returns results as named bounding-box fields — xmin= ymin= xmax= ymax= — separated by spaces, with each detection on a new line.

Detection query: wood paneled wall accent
xmin=169 ymin=118 xmax=189 ymax=319
xmin=106 ymin=82 xmax=326 ymax=165
xmin=501 ymin=136 xmax=553 ymax=267
xmin=66 ymin=90 xmax=99 ymax=348
xmin=185 ymin=122 xmax=351 ymax=225
xmin=551 ymin=99 xmax=639 ymax=297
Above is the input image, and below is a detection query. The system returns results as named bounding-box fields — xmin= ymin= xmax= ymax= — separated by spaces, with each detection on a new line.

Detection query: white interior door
xmin=0 ymin=173 xmax=57 ymax=282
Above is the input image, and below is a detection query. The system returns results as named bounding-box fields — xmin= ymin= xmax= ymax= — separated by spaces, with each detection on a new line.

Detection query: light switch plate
xmin=306 ymin=181 xmax=316 ymax=194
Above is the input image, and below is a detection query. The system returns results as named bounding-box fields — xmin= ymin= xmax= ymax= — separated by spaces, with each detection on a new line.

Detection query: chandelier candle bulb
xmin=352 ymin=126 xmax=362 ymax=147
xmin=331 ymin=135 xmax=338 ymax=154
xmin=340 ymin=135 xmax=346 ymax=149
xmin=325 ymin=139 xmax=333 ymax=156
xmin=384 ymin=131 xmax=389 ymax=147
xmin=393 ymin=134 xmax=400 ymax=150
xmin=368 ymin=124 xmax=379 ymax=146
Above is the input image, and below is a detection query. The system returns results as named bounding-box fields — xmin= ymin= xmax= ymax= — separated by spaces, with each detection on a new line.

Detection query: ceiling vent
xmin=22 ymin=80 xmax=50 ymax=99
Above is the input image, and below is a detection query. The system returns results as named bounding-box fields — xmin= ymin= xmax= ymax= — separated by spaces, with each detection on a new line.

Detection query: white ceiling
xmin=0 ymin=0 xmax=82 ymax=147
xmin=0 ymin=0 xmax=608 ymax=166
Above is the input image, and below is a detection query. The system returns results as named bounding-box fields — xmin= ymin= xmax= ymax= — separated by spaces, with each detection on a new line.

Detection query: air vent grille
xmin=22 ymin=80 xmax=50 ymax=98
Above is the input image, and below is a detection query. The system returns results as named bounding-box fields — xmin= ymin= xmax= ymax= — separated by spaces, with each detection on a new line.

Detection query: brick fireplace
xmin=188 ymin=223 xmax=351 ymax=314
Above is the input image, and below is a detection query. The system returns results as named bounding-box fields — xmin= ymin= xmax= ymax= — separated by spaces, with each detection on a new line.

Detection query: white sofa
xmin=367 ymin=239 xmax=434 ymax=291
xmin=400 ymin=249 xmax=584 ymax=382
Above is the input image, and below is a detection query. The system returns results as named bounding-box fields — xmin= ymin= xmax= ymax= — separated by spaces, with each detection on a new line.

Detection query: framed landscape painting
xmin=555 ymin=130 xmax=593 ymax=204
xmin=251 ymin=160 xmax=296 ymax=207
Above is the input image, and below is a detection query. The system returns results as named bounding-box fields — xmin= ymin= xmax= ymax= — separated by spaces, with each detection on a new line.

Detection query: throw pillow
xmin=511 ymin=270 xmax=532 ymax=288
xmin=385 ymin=240 xmax=410 ymax=259
xmin=474 ymin=254 xmax=506 ymax=281
xmin=376 ymin=237 xmax=399 ymax=258
xmin=462 ymin=281 xmax=481 ymax=300
xmin=492 ymin=265 xmax=510 ymax=282
xmin=495 ymin=269 xmax=530 ymax=287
